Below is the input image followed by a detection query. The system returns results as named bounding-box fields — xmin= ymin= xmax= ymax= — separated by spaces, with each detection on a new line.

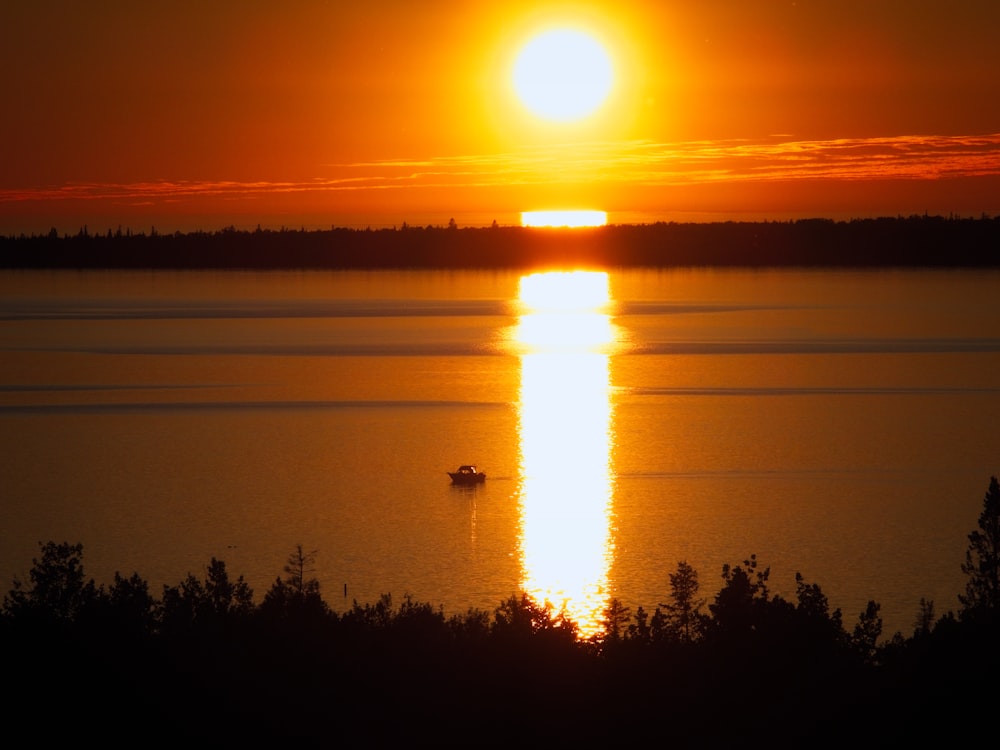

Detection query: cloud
xmin=3 ymin=133 xmax=999 ymax=206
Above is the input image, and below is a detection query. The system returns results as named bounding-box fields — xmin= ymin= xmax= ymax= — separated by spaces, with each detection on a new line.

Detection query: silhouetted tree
xmin=95 ymin=571 xmax=157 ymax=637
xmin=491 ymin=592 xmax=579 ymax=645
xmin=959 ymin=475 xmax=1000 ymax=618
xmin=447 ymin=606 xmax=491 ymax=641
xmin=783 ymin=572 xmax=851 ymax=671
xmin=913 ymin=597 xmax=936 ymax=637
xmin=625 ymin=604 xmax=652 ymax=644
xmin=599 ymin=597 xmax=631 ymax=646
xmin=159 ymin=557 xmax=253 ymax=632
xmin=851 ymin=600 xmax=883 ymax=664
xmin=661 ymin=560 xmax=706 ymax=643
xmin=205 ymin=557 xmax=254 ymax=616
xmin=285 ymin=544 xmax=315 ymax=589
xmin=159 ymin=573 xmax=205 ymax=631
xmin=390 ymin=593 xmax=447 ymax=641
xmin=708 ymin=554 xmax=771 ymax=637
xmin=2 ymin=541 xmax=97 ymax=624
xmin=648 ymin=606 xmax=669 ymax=643
xmin=344 ymin=592 xmax=395 ymax=630
xmin=794 ymin=571 xmax=844 ymax=637
xmin=260 ymin=545 xmax=329 ymax=625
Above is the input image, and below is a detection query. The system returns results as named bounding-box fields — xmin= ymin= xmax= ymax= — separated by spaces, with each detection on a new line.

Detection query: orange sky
xmin=2 ymin=1 xmax=999 ymax=234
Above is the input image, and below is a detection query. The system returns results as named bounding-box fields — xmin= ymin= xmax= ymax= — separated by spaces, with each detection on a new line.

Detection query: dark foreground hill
xmin=5 ymin=470 xmax=1000 ymax=748
xmin=2 ymin=214 xmax=998 ymax=269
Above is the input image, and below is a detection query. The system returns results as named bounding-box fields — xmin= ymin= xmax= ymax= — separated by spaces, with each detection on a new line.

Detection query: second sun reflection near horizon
xmin=514 ymin=271 xmax=616 ymax=637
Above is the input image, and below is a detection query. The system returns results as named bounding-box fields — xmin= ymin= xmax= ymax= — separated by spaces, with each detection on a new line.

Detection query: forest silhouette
xmin=2 ymin=214 xmax=999 ymax=269
xmin=4 ymin=477 xmax=999 ymax=743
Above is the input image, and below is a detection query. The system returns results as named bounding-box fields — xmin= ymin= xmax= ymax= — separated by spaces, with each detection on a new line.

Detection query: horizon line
xmin=3 ymin=210 xmax=997 ymax=240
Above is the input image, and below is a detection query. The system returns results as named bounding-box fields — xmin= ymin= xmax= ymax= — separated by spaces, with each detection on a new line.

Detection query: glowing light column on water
xmin=515 ymin=271 xmax=617 ymax=636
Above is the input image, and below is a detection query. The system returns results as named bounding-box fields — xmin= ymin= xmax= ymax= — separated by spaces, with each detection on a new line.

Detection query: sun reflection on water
xmin=515 ymin=271 xmax=616 ymax=637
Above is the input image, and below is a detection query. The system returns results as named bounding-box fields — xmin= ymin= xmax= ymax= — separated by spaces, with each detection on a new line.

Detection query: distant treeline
xmin=2 ymin=214 xmax=998 ymax=269
xmin=4 ymin=476 xmax=1000 ymax=742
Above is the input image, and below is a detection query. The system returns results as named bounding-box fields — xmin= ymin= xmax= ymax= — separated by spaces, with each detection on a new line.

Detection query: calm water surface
xmin=1 ymin=267 xmax=998 ymax=637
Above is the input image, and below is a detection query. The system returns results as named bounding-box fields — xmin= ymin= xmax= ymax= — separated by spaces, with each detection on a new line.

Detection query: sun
xmin=512 ymin=29 xmax=613 ymax=122
xmin=521 ymin=210 xmax=607 ymax=228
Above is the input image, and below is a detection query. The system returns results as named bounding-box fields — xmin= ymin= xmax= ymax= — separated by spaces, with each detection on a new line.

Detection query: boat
xmin=448 ymin=465 xmax=486 ymax=485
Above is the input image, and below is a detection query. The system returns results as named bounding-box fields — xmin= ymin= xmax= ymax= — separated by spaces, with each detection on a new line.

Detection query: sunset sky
xmin=2 ymin=0 xmax=999 ymax=235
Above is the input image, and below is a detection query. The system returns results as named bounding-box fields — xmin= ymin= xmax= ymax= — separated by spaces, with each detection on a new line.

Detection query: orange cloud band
xmin=3 ymin=133 xmax=999 ymax=206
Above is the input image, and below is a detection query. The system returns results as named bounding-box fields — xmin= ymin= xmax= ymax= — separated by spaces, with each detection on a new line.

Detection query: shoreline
xmin=2 ymin=215 xmax=998 ymax=270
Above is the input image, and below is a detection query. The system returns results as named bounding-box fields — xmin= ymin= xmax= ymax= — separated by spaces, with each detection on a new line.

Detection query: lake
xmin=1 ymin=267 xmax=998 ymax=637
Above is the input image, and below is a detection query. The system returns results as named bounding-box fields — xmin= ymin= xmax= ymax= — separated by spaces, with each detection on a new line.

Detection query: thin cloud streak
xmin=3 ymin=133 xmax=999 ymax=205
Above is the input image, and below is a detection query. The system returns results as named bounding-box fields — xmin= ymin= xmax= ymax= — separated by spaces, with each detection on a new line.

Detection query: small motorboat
xmin=448 ymin=465 xmax=486 ymax=485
